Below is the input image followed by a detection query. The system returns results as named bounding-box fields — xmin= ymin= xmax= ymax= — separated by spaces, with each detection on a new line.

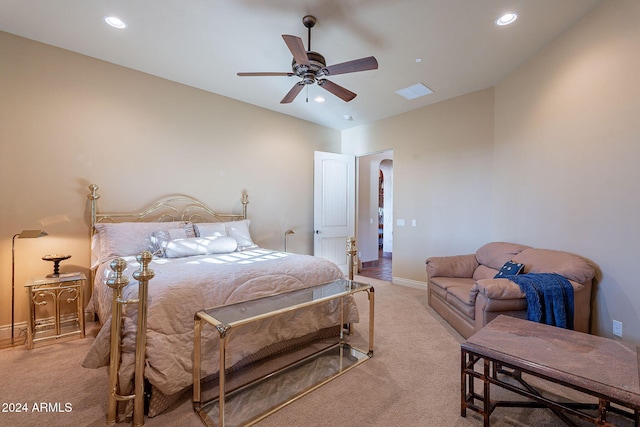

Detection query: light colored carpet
xmin=0 ymin=276 xmax=633 ymax=426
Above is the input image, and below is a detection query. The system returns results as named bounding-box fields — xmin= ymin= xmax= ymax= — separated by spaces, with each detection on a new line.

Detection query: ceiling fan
xmin=237 ymin=15 xmax=378 ymax=104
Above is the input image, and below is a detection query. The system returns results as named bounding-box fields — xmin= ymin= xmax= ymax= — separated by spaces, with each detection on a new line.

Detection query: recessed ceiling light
xmin=415 ymin=58 xmax=423 ymax=63
xmin=105 ymin=16 xmax=127 ymax=29
xmin=343 ymin=115 xmax=353 ymax=121
xmin=496 ymin=13 xmax=518 ymax=26
xmin=314 ymin=96 xmax=325 ymax=103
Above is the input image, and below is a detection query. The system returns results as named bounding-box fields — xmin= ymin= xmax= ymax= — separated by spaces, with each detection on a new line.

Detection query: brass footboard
xmin=104 ymin=238 xmax=356 ymax=426
xmin=105 ymin=251 xmax=154 ymax=427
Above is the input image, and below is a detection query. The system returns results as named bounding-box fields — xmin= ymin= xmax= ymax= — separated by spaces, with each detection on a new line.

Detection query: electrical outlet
xmin=613 ymin=320 xmax=623 ymax=337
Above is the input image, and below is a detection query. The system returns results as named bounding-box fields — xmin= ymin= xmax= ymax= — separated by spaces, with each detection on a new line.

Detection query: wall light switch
xmin=397 ymin=219 xmax=406 ymax=227
xmin=411 ymin=219 xmax=417 ymax=227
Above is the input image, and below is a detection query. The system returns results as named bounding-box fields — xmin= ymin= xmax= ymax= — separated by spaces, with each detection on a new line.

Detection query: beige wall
xmin=344 ymin=0 xmax=640 ymax=343
xmin=343 ymin=89 xmax=496 ymax=286
xmin=0 ymin=32 xmax=340 ymax=331
xmin=493 ymin=0 xmax=640 ymax=342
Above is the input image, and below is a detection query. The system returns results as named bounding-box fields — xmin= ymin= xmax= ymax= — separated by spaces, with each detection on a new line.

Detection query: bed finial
xmin=241 ymin=192 xmax=249 ymax=219
xmin=88 ymin=184 xmax=100 ymax=201
xmin=88 ymin=184 xmax=100 ymax=231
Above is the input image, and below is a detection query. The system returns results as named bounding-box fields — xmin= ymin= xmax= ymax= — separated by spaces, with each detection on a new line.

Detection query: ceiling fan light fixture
xmin=105 ymin=16 xmax=127 ymax=29
xmin=496 ymin=13 xmax=518 ymax=26
xmin=314 ymin=96 xmax=325 ymax=103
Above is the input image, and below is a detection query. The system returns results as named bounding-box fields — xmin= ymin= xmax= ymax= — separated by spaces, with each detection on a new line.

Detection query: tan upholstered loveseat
xmin=425 ymin=242 xmax=597 ymax=338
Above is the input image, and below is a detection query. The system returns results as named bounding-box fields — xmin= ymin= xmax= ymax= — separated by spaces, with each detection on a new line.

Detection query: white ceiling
xmin=0 ymin=0 xmax=602 ymax=130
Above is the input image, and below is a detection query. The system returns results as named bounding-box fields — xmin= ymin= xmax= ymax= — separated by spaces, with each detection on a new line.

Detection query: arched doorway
xmin=357 ymin=152 xmax=393 ymax=281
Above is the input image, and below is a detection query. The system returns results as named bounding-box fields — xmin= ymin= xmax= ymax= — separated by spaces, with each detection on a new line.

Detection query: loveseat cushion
xmin=429 ymin=277 xmax=477 ymax=319
xmin=445 ymin=285 xmax=477 ymax=319
xmin=473 ymin=265 xmax=499 ymax=281
xmin=429 ymin=277 xmax=475 ymax=300
xmin=475 ymin=242 xmax=530 ymax=270
xmin=513 ymin=248 xmax=596 ymax=285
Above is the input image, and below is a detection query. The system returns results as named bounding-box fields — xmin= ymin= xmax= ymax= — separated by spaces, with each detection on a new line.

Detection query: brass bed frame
xmin=86 ymin=184 xmax=356 ymax=426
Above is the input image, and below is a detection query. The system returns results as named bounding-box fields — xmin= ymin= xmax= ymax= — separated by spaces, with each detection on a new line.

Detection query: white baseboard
xmin=392 ymin=277 xmax=427 ymax=290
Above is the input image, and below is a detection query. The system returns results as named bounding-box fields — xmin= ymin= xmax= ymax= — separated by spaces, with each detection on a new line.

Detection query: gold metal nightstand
xmin=24 ymin=273 xmax=86 ymax=349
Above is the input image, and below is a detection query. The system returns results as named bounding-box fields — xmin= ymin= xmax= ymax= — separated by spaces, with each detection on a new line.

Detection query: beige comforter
xmin=83 ymin=249 xmax=355 ymax=396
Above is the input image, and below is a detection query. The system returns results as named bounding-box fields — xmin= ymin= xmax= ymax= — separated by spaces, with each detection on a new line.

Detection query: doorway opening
xmin=357 ymin=152 xmax=393 ymax=281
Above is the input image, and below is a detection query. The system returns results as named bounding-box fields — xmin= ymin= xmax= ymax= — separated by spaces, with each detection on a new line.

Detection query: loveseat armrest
xmin=471 ymin=279 xmax=585 ymax=300
xmin=471 ymin=278 xmax=526 ymax=300
xmin=426 ymin=254 xmax=478 ymax=279
xmin=472 ymin=277 xmax=586 ymax=300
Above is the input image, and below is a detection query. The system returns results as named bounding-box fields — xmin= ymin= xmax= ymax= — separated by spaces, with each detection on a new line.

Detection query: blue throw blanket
xmin=506 ymin=273 xmax=574 ymax=329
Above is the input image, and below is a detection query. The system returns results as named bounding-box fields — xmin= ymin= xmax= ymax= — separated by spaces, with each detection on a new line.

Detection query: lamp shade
xmin=17 ymin=230 xmax=48 ymax=239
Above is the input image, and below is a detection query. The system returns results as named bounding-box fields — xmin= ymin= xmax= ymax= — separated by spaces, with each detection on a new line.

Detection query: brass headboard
xmin=87 ymin=184 xmax=248 ymax=231
xmin=85 ymin=184 xmax=250 ymax=425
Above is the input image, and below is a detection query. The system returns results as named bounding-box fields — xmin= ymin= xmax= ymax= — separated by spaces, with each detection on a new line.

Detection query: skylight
xmin=395 ymin=83 xmax=433 ymax=100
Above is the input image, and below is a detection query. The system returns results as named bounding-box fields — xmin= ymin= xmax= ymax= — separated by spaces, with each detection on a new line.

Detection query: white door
xmin=313 ymin=151 xmax=356 ymax=274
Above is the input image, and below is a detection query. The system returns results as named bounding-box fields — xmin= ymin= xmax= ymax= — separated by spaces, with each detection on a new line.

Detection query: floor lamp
xmin=10 ymin=229 xmax=47 ymax=346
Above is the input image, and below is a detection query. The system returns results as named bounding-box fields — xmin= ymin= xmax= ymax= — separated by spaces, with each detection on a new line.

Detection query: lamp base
xmin=42 ymin=254 xmax=71 ymax=277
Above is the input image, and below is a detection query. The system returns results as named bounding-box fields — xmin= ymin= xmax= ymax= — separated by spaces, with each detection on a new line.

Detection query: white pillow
xmin=149 ymin=228 xmax=190 ymax=257
xmin=93 ymin=221 xmax=193 ymax=263
xmin=163 ymin=236 xmax=238 ymax=258
xmin=90 ymin=233 xmax=101 ymax=269
xmin=194 ymin=222 xmax=227 ymax=238
xmin=224 ymin=219 xmax=256 ymax=249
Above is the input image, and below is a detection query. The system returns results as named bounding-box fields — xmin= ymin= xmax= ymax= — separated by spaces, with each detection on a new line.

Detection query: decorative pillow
xmin=194 ymin=222 xmax=227 ymax=238
xmin=149 ymin=227 xmax=191 ymax=257
xmin=494 ymin=260 xmax=525 ymax=278
xmin=163 ymin=236 xmax=238 ymax=258
xmin=224 ymin=219 xmax=256 ymax=249
xmin=94 ymin=221 xmax=193 ymax=263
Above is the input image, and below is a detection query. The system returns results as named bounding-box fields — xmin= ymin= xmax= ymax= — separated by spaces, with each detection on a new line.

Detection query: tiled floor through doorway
xmin=358 ymin=250 xmax=392 ymax=282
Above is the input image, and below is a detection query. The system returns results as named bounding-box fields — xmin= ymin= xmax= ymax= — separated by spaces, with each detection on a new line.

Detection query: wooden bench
xmin=461 ymin=315 xmax=639 ymax=426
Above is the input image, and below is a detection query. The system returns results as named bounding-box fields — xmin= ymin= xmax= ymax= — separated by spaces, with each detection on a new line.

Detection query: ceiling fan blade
xmin=318 ymin=79 xmax=357 ymax=102
xmin=322 ymin=56 xmax=378 ymax=76
xmin=282 ymin=35 xmax=310 ymax=67
xmin=237 ymin=72 xmax=295 ymax=77
xmin=280 ymin=82 xmax=305 ymax=104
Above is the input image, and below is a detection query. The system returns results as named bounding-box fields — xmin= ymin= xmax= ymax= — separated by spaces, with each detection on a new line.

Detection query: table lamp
xmin=284 ymin=229 xmax=295 ymax=252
